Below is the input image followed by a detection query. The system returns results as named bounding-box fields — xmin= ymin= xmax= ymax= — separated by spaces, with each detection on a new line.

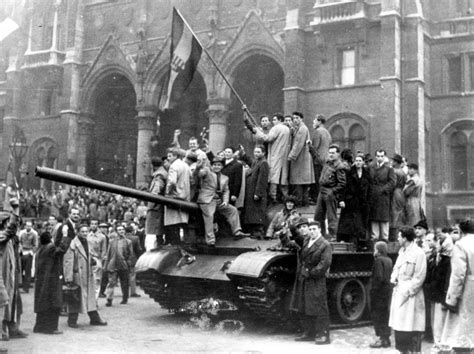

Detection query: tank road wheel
xmin=333 ymin=278 xmax=367 ymax=324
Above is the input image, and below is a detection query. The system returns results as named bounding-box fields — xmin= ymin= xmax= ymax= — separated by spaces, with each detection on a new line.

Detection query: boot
xmin=315 ymin=330 xmax=330 ymax=345
xmin=105 ymin=299 xmax=112 ymax=307
xmin=7 ymin=322 xmax=28 ymax=339
xmin=88 ymin=311 xmax=107 ymax=326
xmin=1 ymin=321 xmax=9 ymax=341
xmin=294 ymin=332 xmax=313 ymax=342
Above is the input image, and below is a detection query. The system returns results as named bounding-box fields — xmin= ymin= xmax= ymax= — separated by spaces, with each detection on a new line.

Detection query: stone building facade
xmin=1 ymin=0 xmax=473 ymax=225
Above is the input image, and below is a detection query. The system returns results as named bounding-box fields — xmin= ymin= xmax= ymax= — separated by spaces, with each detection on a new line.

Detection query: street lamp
xmin=8 ymin=128 xmax=28 ymax=188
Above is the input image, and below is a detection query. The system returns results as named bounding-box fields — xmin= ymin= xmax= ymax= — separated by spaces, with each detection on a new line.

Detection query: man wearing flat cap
xmin=290 ymin=220 xmax=332 ymax=345
xmin=403 ymin=163 xmax=423 ymax=226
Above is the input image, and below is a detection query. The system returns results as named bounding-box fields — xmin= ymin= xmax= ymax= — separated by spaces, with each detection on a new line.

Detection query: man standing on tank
xmin=290 ymin=219 xmax=332 ymax=345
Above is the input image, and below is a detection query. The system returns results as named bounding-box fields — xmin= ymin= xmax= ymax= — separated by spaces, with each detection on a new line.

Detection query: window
xmin=338 ymin=47 xmax=356 ymax=85
xmin=450 ymin=131 xmax=468 ymax=189
xmin=42 ymin=87 xmax=55 ymax=116
xmin=470 ymin=56 xmax=474 ymax=91
xmin=349 ymin=124 xmax=366 ymax=154
xmin=448 ymin=56 xmax=462 ymax=92
xmin=331 ymin=125 xmax=345 ymax=148
xmin=328 ymin=113 xmax=368 ymax=153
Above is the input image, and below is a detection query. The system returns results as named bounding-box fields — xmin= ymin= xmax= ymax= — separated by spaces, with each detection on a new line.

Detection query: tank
xmin=36 ymin=166 xmax=398 ymax=327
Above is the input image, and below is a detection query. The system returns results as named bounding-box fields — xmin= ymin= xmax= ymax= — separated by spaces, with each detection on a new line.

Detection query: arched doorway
xmin=28 ymin=137 xmax=59 ymax=190
xmin=157 ymin=72 xmax=208 ymax=156
xmin=90 ymin=73 xmax=137 ymax=185
xmin=228 ymin=54 xmax=284 ymax=152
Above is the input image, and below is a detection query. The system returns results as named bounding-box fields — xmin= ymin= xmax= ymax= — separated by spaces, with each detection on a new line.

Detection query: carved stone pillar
xmin=76 ymin=115 xmax=94 ymax=176
xmin=206 ymin=99 xmax=229 ymax=153
xmin=136 ymin=105 xmax=157 ymax=187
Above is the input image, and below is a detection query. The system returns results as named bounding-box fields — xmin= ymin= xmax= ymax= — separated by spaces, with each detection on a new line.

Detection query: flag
xmin=0 ymin=17 xmax=19 ymax=42
xmin=159 ymin=8 xmax=202 ymax=110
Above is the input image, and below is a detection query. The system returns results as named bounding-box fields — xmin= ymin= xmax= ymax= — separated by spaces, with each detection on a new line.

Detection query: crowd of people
xmin=0 ymin=111 xmax=472 ymax=353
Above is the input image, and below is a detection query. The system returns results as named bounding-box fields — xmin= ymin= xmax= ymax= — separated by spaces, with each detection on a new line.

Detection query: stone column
xmin=206 ymin=99 xmax=229 ymax=153
xmin=76 ymin=115 xmax=94 ymax=176
xmin=136 ymin=105 xmax=157 ymax=187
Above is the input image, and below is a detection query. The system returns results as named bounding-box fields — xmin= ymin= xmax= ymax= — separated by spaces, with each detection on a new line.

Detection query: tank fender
xmin=135 ymin=249 xmax=181 ymax=273
xmin=226 ymin=250 xmax=292 ymax=279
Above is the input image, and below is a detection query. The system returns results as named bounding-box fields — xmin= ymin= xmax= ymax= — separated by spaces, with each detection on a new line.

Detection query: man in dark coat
xmin=368 ymin=149 xmax=396 ymax=241
xmin=33 ymin=231 xmax=64 ymax=334
xmin=222 ymin=147 xmax=244 ymax=207
xmin=290 ymin=219 xmax=333 ymax=345
xmin=242 ymin=145 xmax=269 ymax=237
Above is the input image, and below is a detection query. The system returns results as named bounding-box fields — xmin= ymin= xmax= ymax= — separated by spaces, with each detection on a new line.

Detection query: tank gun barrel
xmin=35 ymin=166 xmax=200 ymax=213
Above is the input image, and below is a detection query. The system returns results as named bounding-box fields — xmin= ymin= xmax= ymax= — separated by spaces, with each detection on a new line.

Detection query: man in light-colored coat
xmin=389 ymin=226 xmax=426 ymax=353
xmin=254 ymin=113 xmax=291 ymax=203
xmin=441 ymin=219 xmax=474 ymax=350
xmin=288 ymin=112 xmax=315 ymax=206
xmin=164 ymin=148 xmax=191 ymax=245
xmin=63 ymin=225 xmax=107 ymax=328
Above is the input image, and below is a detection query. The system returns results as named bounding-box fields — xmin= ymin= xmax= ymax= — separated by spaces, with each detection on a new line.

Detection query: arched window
xmin=450 ymin=131 xmax=468 ymax=190
xmin=349 ymin=123 xmax=365 ymax=154
xmin=330 ymin=125 xmax=345 ymax=148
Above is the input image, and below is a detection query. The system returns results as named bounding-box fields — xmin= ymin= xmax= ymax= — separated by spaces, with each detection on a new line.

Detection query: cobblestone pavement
xmin=2 ymin=286 xmax=434 ymax=354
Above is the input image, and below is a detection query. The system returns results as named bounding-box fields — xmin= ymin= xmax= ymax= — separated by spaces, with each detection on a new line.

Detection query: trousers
xmin=371 ymin=221 xmax=389 ymax=241
xmin=314 ymin=187 xmax=338 ymax=238
xmin=106 ymin=270 xmax=129 ymax=302
xmin=199 ymin=199 xmax=241 ymax=245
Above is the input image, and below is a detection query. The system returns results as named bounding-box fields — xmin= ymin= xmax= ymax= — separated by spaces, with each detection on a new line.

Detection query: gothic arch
xmin=27 ymin=137 xmax=59 ymax=189
xmin=81 ymin=65 xmax=137 ymax=115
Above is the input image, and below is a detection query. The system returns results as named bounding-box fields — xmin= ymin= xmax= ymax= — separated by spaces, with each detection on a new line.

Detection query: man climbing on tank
xmin=290 ymin=218 xmax=333 ymax=345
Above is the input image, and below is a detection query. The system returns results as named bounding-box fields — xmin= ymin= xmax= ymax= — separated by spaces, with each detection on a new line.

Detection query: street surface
xmin=3 ymin=286 xmax=433 ymax=353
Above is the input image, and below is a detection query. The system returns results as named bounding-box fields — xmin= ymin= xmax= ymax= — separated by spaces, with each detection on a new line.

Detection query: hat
xmin=99 ymin=222 xmax=109 ymax=228
xmin=294 ymin=217 xmax=309 ymax=228
xmin=211 ymin=156 xmax=225 ymax=165
xmin=392 ymin=154 xmax=403 ymax=164
xmin=407 ymin=163 xmax=419 ymax=170
xmin=414 ymin=219 xmax=429 ymax=230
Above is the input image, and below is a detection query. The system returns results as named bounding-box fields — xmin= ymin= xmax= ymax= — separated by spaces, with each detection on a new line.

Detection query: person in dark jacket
xmin=33 ymin=231 xmax=64 ymax=335
xmin=337 ymin=153 xmax=371 ymax=249
xmin=242 ymin=145 xmax=270 ymax=237
xmin=126 ymin=224 xmax=143 ymax=298
xmin=314 ymin=144 xmax=347 ymax=240
xmin=222 ymin=146 xmax=244 ymax=207
xmin=290 ymin=220 xmax=333 ymax=345
xmin=369 ymin=241 xmax=393 ymax=348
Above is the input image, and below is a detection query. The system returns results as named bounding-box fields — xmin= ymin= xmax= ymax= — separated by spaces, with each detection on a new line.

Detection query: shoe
xmin=9 ymin=329 xmax=28 ymax=339
xmin=105 ymin=300 xmax=112 ymax=307
xmin=233 ymin=230 xmax=250 ymax=239
xmin=370 ymin=338 xmax=391 ymax=348
xmin=130 ymin=294 xmax=141 ymax=298
xmin=315 ymin=332 xmax=330 ymax=345
xmin=90 ymin=320 xmax=107 ymax=326
xmin=45 ymin=330 xmax=63 ymax=335
xmin=68 ymin=323 xmax=78 ymax=329
xmin=120 ymin=300 xmax=128 ymax=305
xmin=99 ymin=293 xmax=106 ymax=298
xmin=294 ymin=334 xmax=313 ymax=342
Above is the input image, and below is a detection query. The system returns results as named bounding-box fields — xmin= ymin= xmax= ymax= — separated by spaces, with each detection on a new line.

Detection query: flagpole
xmin=175 ymin=8 xmax=258 ymax=126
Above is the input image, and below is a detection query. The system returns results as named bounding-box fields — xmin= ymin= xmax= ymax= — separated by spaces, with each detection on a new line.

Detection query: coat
xmin=441 ymin=233 xmax=474 ymax=348
xmin=290 ymin=236 xmax=332 ymax=316
xmin=257 ymin=123 xmax=291 ymax=185
xmin=337 ymin=166 xmax=371 ymax=238
xmin=63 ymin=237 xmax=97 ymax=314
xmin=288 ymin=122 xmax=315 ymax=185
xmin=105 ymin=236 xmax=133 ymax=272
xmin=165 ymin=159 xmax=190 ymax=226
xmin=390 ymin=167 xmax=407 ymax=228
xmin=221 ymin=159 xmax=243 ymax=203
xmin=0 ymin=213 xmax=18 ymax=308
xmin=403 ymin=174 xmax=423 ymax=226
xmin=309 ymin=126 xmax=332 ymax=165
xmin=389 ymin=242 xmax=426 ymax=331
xmin=370 ymin=255 xmax=393 ymax=308
xmin=196 ymin=168 xmax=230 ymax=205
xmin=145 ymin=167 xmax=167 ymax=235
xmin=242 ymin=158 xmax=269 ymax=225
xmin=368 ymin=163 xmax=396 ymax=222
xmin=34 ymin=242 xmax=63 ymax=313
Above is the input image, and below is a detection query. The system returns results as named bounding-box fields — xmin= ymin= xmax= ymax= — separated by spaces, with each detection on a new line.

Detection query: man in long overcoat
xmin=145 ymin=157 xmax=168 ymax=250
xmin=290 ymin=219 xmax=332 ymax=345
xmin=288 ymin=112 xmax=315 ymax=206
xmin=63 ymin=224 xmax=107 ymax=328
xmin=33 ymin=231 xmax=63 ymax=334
xmin=254 ymin=113 xmax=291 ymax=203
xmin=242 ymin=145 xmax=269 ymax=237
xmin=222 ymin=147 xmax=244 ymax=207
xmin=441 ymin=219 xmax=474 ymax=350
xmin=164 ymin=148 xmax=191 ymax=245
xmin=368 ymin=149 xmax=396 ymax=241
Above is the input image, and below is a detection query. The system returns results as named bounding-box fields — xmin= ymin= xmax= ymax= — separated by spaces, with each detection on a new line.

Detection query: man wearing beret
xmin=290 ymin=220 xmax=333 ymax=345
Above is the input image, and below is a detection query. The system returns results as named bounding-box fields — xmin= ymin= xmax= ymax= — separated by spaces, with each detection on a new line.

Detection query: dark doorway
xmin=91 ymin=74 xmax=137 ymax=185
xmin=157 ymin=72 xmax=207 ymax=156
xmin=228 ymin=55 xmax=284 ymax=153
